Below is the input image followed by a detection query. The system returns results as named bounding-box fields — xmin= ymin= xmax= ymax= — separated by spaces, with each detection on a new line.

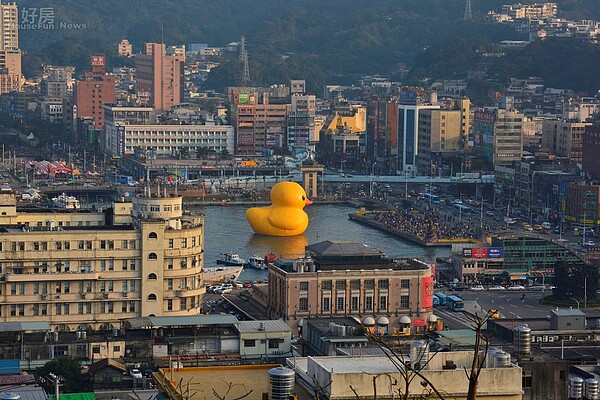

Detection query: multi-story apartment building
xmin=287 ymin=93 xmax=316 ymax=150
xmin=74 ymin=56 xmax=116 ymax=132
xmin=268 ymin=240 xmax=433 ymax=331
xmin=135 ymin=43 xmax=184 ymax=113
xmin=103 ymin=105 xmax=235 ymax=157
xmin=501 ymin=2 xmax=557 ymax=20
xmin=0 ymin=188 xmax=205 ymax=332
xmin=542 ymin=119 xmax=590 ymax=163
xmin=117 ymin=39 xmax=133 ymax=57
xmin=564 ymin=182 xmax=600 ymax=226
xmin=0 ymin=2 xmax=21 ymax=93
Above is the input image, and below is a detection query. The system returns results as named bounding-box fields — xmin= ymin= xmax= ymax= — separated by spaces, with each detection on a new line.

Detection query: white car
xmin=129 ymin=369 xmax=143 ymax=379
xmin=489 ymin=285 xmax=506 ymax=291
xmin=217 ymin=287 xmax=232 ymax=294
xmin=508 ymin=285 xmax=526 ymax=291
xmin=470 ymin=285 xmax=485 ymax=291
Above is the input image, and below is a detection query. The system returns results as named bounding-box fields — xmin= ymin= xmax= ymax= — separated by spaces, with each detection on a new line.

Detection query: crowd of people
xmin=366 ymin=207 xmax=493 ymax=241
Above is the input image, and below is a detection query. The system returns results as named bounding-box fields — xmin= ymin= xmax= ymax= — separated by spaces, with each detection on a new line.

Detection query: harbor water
xmin=192 ymin=204 xmax=451 ymax=282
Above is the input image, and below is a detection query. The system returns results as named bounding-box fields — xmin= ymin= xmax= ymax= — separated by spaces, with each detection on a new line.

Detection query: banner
xmin=422 ymin=277 xmax=434 ymax=308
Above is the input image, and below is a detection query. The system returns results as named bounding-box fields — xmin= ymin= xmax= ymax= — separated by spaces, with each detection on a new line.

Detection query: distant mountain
xmin=16 ymin=0 xmax=600 ymax=91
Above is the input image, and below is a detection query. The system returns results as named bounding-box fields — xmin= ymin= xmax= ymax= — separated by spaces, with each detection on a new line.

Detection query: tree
xmin=36 ymin=356 xmax=89 ymax=393
xmin=462 ymin=310 xmax=496 ymax=400
xmin=554 ymin=259 xmax=599 ymax=302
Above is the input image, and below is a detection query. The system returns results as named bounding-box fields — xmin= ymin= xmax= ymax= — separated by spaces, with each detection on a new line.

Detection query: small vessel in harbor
xmin=264 ymin=252 xmax=277 ymax=263
xmin=217 ymin=252 xmax=245 ymax=266
xmin=52 ymin=193 xmax=80 ymax=209
xmin=247 ymin=255 xmax=267 ymax=270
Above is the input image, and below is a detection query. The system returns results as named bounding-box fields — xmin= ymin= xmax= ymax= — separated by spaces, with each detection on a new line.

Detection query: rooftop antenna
xmin=464 ymin=0 xmax=473 ymax=20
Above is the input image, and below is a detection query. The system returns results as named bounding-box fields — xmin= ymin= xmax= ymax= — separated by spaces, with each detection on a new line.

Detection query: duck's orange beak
xmin=305 ymin=198 xmax=313 ymax=206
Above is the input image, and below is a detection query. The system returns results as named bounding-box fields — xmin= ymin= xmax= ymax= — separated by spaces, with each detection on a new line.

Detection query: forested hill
xmin=17 ymin=0 xmax=600 ymax=91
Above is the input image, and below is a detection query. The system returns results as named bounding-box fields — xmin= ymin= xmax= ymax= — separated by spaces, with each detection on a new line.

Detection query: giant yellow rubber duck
xmin=246 ymin=181 xmax=313 ymax=236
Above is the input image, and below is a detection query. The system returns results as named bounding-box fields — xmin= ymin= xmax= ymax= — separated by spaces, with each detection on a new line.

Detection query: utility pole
xmin=47 ymin=373 xmax=62 ymax=400
xmin=464 ymin=0 xmax=473 ymax=20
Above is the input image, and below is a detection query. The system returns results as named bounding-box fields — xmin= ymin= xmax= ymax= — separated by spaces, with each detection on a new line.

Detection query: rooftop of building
xmin=303 ymin=317 xmax=366 ymax=341
xmin=306 ymin=240 xmax=384 ymax=257
xmin=125 ymin=315 xmax=239 ymax=329
xmin=235 ymin=320 xmax=291 ymax=334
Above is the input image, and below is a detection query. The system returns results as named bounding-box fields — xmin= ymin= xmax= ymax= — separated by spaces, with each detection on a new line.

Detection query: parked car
xmin=453 ymin=283 xmax=468 ymax=291
xmin=243 ymin=281 xmax=252 ymax=288
xmin=129 ymin=369 xmax=143 ymax=379
xmin=216 ymin=287 xmax=232 ymax=294
xmin=583 ymin=240 xmax=595 ymax=247
xmin=528 ymin=285 xmax=546 ymax=291
xmin=489 ymin=285 xmax=506 ymax=291
xmin=508 ymin=284 xmax=526 ymax=291
xmin=470 ymin=285 xmax=485 ymax=291
xmin=210 ymin=285 xmax=223 ymax=293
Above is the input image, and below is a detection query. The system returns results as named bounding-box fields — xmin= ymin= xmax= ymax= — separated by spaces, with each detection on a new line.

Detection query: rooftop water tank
xmin=570 ymin=376 xmax=584 ymax=400
xmin=585 ymin=378 xmax=599 ymax=400
xmin=410 ymin=341 xmax=430 ymax=370
xmin=486 ymin=348 xmax=500 ymax=368
xmin=494 ymin=350 xmax=511 ymax=368
xmin=513 ymin=325 xmax=531 ymax=357
xmin=268 ymin=366 xmax=295 ymax=400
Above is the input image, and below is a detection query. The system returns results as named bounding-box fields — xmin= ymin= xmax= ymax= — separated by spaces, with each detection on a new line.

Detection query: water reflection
xmin=247 ymin=234 xmax=308 ymax=259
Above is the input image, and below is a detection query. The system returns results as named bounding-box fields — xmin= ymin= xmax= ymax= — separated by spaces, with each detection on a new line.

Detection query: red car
xmin=243 ymin=282 xmax=252 ymax=288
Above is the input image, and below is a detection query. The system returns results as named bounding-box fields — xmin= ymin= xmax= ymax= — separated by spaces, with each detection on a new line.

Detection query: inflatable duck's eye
xmin=302 ymin=195 xmax=305 ymax=201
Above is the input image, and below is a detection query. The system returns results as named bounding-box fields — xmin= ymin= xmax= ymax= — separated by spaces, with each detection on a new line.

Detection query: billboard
xmin=422 ymin=276 xmax=434 ymax=309
xmin=463 ymin=247 xmax=503 ymax=259
xmin=238 ymin=93 xmax=255 ymax=104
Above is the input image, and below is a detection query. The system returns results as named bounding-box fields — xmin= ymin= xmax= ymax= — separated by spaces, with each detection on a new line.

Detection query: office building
xmin=75 ymin=56 xmax=116 ymax=131
xmin=396 ymin=92 xmax=439 ymax=175
xmin=0 ymin=2 xmax=20 ymax=93
xmin=472 ymin=106 xmax=523 ymax=167
xmin=135 ymin=43 xmax=184 ymax=112
xmin=0 ymin=188 xmax=205 ymax=332
xmin=542 ymin=119 xmax=590 ymax=163
xmin=103 ymin=105 xmax=234 ymax=157
xmin=564 ymin=182 xmax=600 ymax=226
xmin=268 ymin=240 xmax=433 ymax=331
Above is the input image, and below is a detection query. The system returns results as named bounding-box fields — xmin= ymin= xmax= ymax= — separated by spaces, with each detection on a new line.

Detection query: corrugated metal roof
xmin=4 ymin=386 xmax=47 ymax=400
xmin=306 ymin=240 xmax=382 ymax=256
xmin=236 ymin=320 xmax=292 ymax=333
xmin=149 ymin=315 xmax=239 ymax=327
xmin=0 ymin=322 xmax=50 ymax=332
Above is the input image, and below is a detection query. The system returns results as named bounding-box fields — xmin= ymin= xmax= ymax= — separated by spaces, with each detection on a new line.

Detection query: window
xmin=400 ymin=295 xmax=410 ymax=309
xmin=364 ymin=279 xmax=375 ymax=289
xmin=148 ymin=273 xmax=157 ymax=281
xmin=336 ymin=296 xmax=345 ymax=311
xmin=180 ymin=298 xmax=187 ymax=310
xmin=401 ymin=279 xmax=410 ymax=288
xmin=56 ymin=242 xmax=63 ymax=251
xmin=148 ymin=232 xmax=158 ymax=239
xmin=350 ymin=280 xmax=360 ymax=290
xmin=322 ymin=297 xmax=330 ymax=312
xmin=166 ymin=258 xmax=173 ymax=269
xmin=268 ymin=339 xmax=280 ymax=349
xmin=299 ymin=297 xmax=308 ymax=311
xmin=148 ymin=253 xmax=158 ymax=260
xmin=336 ymin=280 xmax=346 ymax=290
xmin=181 ymin=238 xmax=187 ymax=248
xmin=167 ymin=299 xmax=173 ymax=311
xmin=168 ymin=239 xmax=174 ymax=249
xmin=322 ymin=280 xmax=332 ymax=290
xmin=522 ymin=376 xmax=532 ymax=388
xmin=365 ymin=296 xmax=373 ymax=310
xmin=378 ymin=279 xmax=389 ymax=289
xmin=244 ymin=339 xmax=255 ymax=347
xmin=379 ymin=295 xmax=388 ymax=310
xmin=299 ymin=281 xmax=308 ymax=291
xmin=148 ymin=294 xmax=157 ymax=301
xmin=351 ymin=296 xmax=359 ymax=311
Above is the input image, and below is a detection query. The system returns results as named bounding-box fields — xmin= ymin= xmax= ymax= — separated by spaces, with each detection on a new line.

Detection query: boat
xmin=247 ymin=255 xmax=267 ymax=270
xmin=52 ymin=193 xmax=80 ymax=209
xmin=217 ymin=252 xmax=245 ymax=266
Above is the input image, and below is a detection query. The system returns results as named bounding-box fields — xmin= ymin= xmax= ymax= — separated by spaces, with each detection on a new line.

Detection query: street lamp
xmin=370 ymin=162 xmax=378 ymax=198
xmin=570 ymin=297 xmax=580 ymax=310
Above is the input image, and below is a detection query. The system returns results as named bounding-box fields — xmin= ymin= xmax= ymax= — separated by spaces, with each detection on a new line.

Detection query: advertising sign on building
xmin=422 ymin=276 xmax=434 ymax=309
xmin=463 ymin=248 xmax=472 ymax=258
xmin=488 ymin=247 xmax=503 ymax=258
xmin=90 ymin=55 xmax=106 ymax=66
xmin=471 ymin=248 xmax=488 ymax=258
xmin=464 ymin=247 xmax=503 ymax=259
xmin=116 ymin=125 xmax=126 ymax=156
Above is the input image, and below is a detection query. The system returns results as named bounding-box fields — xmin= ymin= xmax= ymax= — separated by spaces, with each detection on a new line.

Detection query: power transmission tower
xmin=464 ymin=0 xmax=473 ymax=20
xmin=240 ymin=35 xmax=250 ymax=86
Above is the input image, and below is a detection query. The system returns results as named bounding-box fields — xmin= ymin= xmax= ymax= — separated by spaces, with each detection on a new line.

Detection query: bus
xmin=454 ymin=203 xmax=471 ymax=215
xmin=435 ymin=292 xmax=449 ymax=306
xmin=433 ymin=294 xmax=440 ymax=307
xmin=423 ymin=193 xmax=440 ymax=204
xmin=447 ymin=295 xmax=465 ymax=312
